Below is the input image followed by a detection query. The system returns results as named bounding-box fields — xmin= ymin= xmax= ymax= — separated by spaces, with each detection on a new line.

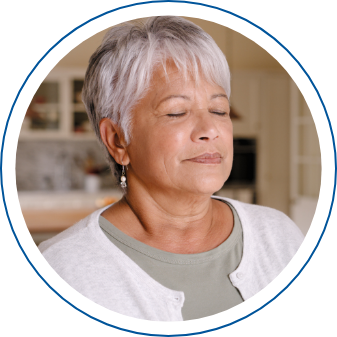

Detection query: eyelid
xmin=167 ymin=111 xmax=228 ymax=117
xmin=166 ymin=112 xmax=187 ymax=117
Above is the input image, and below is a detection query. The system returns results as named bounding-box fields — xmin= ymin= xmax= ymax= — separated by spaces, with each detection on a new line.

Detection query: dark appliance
xmin=226 ymin=138 xmax=256 ymax=185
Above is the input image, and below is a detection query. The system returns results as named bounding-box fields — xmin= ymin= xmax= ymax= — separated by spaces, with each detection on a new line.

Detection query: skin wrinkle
xmin=100 ymin=62 xmax=233 ymax=254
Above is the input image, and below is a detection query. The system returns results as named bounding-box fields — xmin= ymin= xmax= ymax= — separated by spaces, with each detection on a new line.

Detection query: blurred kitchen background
xmin=16 ymin=17 xmax=321 ymax=245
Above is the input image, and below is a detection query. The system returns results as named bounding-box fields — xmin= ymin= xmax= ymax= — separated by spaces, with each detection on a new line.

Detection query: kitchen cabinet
xmin=19 ymin=67 xmax=95 ymax=141
xmin=231 ymin=70 xmax=262 ymax=137
xmin=231 ymin=70 xmax=294 ymax=215
xmin=289 ymin=80 xmax=320 ymax=234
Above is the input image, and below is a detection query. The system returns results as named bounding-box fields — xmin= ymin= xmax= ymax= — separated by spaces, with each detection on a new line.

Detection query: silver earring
xmin=120 ymin=164 xmax=127 ymax=188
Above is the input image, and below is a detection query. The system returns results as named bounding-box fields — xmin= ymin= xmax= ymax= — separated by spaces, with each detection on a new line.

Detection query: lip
xmin=186 ymin=152 xmax=222 ymax=164
xmin=189 ymin=152 xmax=221 ymax=160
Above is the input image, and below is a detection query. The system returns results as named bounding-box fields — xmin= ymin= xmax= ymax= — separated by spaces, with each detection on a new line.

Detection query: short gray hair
xmin=82 ymin=16 xmax=231 ymax=183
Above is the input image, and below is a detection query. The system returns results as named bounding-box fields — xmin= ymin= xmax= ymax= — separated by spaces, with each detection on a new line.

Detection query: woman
xmin=39 ymin=16 xmax=303 ymax=321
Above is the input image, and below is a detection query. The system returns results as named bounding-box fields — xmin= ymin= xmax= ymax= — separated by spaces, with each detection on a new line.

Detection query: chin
xmin=185 ymin=177 xmax=226 ymax=196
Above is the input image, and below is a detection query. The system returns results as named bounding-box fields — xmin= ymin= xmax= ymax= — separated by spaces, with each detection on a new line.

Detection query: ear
xmin=99 ymin=118 xmax=130 ymax=165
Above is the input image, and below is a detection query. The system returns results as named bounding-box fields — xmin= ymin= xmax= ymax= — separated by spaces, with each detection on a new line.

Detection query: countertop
xmin=18 ymin=189 xmax=123 ymax=233
xmin=18 ymin=189 xmax=123 ymax=210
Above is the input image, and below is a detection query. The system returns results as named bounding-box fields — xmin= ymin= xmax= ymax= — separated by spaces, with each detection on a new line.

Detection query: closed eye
xmin=166 ymin=111 xmax=228 ymax=117
xmin=210 ymin=110 xmax=228 ymax=116
xmin=166 ymin=112 xmax=187 ymax=118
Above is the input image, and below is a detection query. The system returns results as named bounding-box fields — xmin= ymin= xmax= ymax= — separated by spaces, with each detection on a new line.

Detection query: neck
xmin=119 ymin=181 xmax=222 ymax=252
xmin=131 ymin=178 xmax=213 ymax=222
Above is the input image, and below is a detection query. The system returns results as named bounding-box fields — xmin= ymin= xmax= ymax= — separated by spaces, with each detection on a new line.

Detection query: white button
xmin=236 ymin=272 xmax=244 ymax=279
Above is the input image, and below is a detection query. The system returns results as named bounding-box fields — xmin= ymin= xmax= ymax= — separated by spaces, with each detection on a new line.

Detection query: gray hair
xmin=82 ymin=16 xmax=231 ymax=183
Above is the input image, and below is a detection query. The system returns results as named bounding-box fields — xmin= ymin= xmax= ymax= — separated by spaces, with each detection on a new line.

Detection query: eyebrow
xmin=211 ymin=93 xmax=229 ymax=100
xmin=157 ymin=93 xmax=228 ymax=107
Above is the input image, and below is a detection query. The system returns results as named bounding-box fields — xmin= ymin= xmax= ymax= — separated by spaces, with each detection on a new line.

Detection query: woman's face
xmin=126 ymin=63 xmax=233 ymax=196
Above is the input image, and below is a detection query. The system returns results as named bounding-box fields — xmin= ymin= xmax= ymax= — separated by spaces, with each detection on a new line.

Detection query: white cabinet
xmin=231 ymin=70 xmax=262 ymax=137
xmin=289 ymin=80 xmax=320 ymax=234
xmin=19 ymin=67 xmax=95 ymax=141
xmin=231 ymin=71 xmax=292 ymax=213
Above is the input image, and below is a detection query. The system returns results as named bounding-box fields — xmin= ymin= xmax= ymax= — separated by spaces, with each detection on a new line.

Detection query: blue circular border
xmin=1 ymin=1 xmax=336 ymax=336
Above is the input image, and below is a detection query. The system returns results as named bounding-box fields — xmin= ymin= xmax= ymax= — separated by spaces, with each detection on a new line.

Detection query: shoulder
xmin=38 ymin=225 xmax=87 ymax=277
xmin=39 ymin=205 xmax=112 ymax=253
xmin=38 ymin=218 xmax=88 ymax=254
xmin=215 ymin=197 xmax=305 ymax=298
xmin=213 ymin=195 xmax=289 ymax=221
xmin=213 ymin=196 xmax=304 ymax=255
xmin=38 ymin=208 xmax=108 ymax=272
xmin=37 ymin=207 xmax=125 ymax=290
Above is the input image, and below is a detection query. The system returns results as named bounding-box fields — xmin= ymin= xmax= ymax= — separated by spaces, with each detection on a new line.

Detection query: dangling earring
xmin=120 ymin=163 xmax=127 ymax=188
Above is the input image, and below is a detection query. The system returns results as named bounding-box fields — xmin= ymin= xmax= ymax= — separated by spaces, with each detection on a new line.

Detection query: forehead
xmin=148 ymin=61 xmax=227 ymax=97
xmin=152 ymin=60 xmax=203 ymax=83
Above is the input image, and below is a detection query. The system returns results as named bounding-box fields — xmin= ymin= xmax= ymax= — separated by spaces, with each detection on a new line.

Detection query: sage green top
xmin=99 ymin=200 xmax=243 ymax=320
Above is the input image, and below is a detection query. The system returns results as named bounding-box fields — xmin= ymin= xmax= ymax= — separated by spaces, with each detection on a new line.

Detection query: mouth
xmin=186 ymin=152 xmax=222 ymax=164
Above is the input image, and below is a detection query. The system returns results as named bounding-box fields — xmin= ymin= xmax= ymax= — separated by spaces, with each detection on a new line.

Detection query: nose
xmin=190 ymin=109 xmax=220 ymax=142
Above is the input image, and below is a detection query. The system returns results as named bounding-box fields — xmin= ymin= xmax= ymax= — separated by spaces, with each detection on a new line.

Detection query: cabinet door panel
xmin=24 ymin=81 xmax=61 ymax=132
xmin=289 ymin=80 xmax=321 ymax=234
xmin=231 ymin=73 xmax=261 ymax=137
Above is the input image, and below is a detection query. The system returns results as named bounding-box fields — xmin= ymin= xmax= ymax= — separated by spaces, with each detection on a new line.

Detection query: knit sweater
xmin=39 ymin=197 xmax=304 ymax=321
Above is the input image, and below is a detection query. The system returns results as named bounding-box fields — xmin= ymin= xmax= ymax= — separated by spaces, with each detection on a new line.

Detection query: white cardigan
xmin=39 ymin=197 xmax=304 ymax=321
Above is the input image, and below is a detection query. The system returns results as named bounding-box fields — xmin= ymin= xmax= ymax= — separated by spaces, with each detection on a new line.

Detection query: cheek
xmin=145 ymin=118 xmax=189 ymax=151
xmin=162 ymin=127 xmax=189 ymax=154
xmin=220 ymin=123 xmax=234 ymax=165
xmin=218 ymin=119 xmax=233 ymax=138
xmin=128 ymin=123 xmax=188 ymax=175
xmin=151 ymin=127 xmax=190 ymax=176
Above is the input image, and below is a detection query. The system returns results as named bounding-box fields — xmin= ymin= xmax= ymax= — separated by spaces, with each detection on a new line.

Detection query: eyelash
xmin=167 ymin=111 xmax=228 ymax=118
